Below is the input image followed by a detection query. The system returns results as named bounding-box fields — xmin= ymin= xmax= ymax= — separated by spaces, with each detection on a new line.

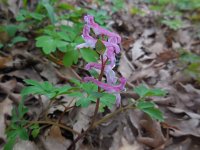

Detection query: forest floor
xmin=0 ymin=0 xmax=200 ymax=150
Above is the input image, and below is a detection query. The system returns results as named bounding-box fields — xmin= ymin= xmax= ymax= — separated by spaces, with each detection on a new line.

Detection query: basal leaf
xmin=63 ymin=50 xmax=79 ymax=67
xmin=30 ymin=12 xmax=45 ymax=21
xmin=11 ymin=36 xmax=28 ymax=45
xmin=42 ymin=2 xmax=57 ymax=24
xmin=36 ymin=36 xmax=57 ymax=54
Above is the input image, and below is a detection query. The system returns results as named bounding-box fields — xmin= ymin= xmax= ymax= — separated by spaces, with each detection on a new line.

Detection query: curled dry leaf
xmin=40 ymin=126 xmax=71 ymax=150
xmin=137 ymin=115 xmax=166 ymax=149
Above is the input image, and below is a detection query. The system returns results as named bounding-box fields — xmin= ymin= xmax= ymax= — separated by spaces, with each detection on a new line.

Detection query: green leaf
xmin=30 ymin=124 xmax=40 ymax=138
xmin=21 ymin=86 xmax=42 ymax=97
xmin=134 ymin=84 xmax=150 ymax=97
xmin=36 ymin=36 xmax=57 ymax=54
xmin=42 ymin=2 xmax=57 ymax=24
xmin=36 ymin=35 xmax=68 ymax=54
xmin=82 ymin=82 xmax=98 ymax=93
xmin=88 ymin=69 xmax=99 ymax=79
xmin=56 ymin=85 xmax=72 ymax=95
xmin=180 ymin=52 xmax=200 ymax=63
xmin=31 ymin=128 xmax=40 ymax=138
xmin=70 ymin=78 xmax=81 ymax=86
xmin=24 ymin=79 xmax=41 ymax=86
xmin=95 ymin=39 xmax=106 ymax=55
xmin=100 ymin=93 xmax=116 ymax=108
xmin=68 ymin=91 xmax=83 ymax=97
xmin=4 ymin=136 xmax=16 ymax=150
xmin=136 ymin=101 xmax=164 ymax=121
xmin=63 ymin=50 xmax=79 ymax=67
xmin=11 ymin=36 xmax=28 ymax=45
xmin=161 ymin=19 xmax=183 ymax=30
xmin=18 ymin=98 xmax=28 ymax=118
xmin=16 ymin=9 xmax=27 ymax=21
xmin=134 ymin=84 xmax=166 ymax=98
xmin=22 ymin=80 xmax=70 ymax=99
xmin=5 ymin=25 xmax=18 ymax=37
xmin=57 ymin=31 xmax=71 ymax=42
xmin=136 ymin=100 xmax=155 ymax=109
xmin=18 ymin=128 xmax=29 ymax=140
xmin=76 ymin=96 xmax=94 ymax=107
xmin=80 ymin=48 xmax=99 ymax=62
xmin=142 ymin=107 xmax=163 ymax=121
xmin=0 ymin=43 xmax=3 ymax=49
xmin=30 ymin=12 xmax=45 ymax=21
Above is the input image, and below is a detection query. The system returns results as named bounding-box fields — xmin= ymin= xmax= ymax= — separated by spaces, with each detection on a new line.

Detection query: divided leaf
xmin=136 ymin=101 xmax=164 ymax=122
xmin=63 ymin=50 xmax=79 ymax=67
xmin=134 ymin=84 xmax=166 ymax=98
xmin=22 ymin=79 xmax=71 ymax=99
xmin=80 ymin=48 xmax=99 ymax=62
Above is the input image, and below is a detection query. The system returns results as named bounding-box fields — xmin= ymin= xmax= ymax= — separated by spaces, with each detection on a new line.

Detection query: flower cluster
xmin=76 ymin=15 xmax=126 ymax=106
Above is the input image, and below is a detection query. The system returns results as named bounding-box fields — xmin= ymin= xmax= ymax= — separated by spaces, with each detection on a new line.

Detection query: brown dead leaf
xmin=119 ymin=52 xmax=135 ymax=79
xmin=122 ymin=37 xmax=135 ymax=50
xmin=137 ymin=115 xmax=166 ymax=149
xmin=149 ymin=42 xmax=164 ymax=55
xmin=0 ymin=56 xmax=12 ymax=69
xmin=0 ymin=98 xmax=13 ymax=141
xmin=156 ymin=50 xmax=179 ymax=63
xmin=72 ymin=105 xmax=95 ymax=134
xmin=49 ymin=126 xmax=66 ymax=142
xmin=40 ymin=126 xmax=71 ymax=150
xmin=13 ymin=140 xmax=38 ymax=150
xmin=119 ymin=138 xmax=143 ymax=150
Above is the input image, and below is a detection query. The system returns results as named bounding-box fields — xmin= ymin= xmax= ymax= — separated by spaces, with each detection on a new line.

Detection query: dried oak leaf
xmin=137 ymin=115 xmax=166 ymax=149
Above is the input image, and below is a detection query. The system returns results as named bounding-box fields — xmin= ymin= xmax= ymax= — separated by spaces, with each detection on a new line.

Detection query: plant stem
xmin=67 ymin=56 xmax=107 ymax=150
xmin=26 ymin=120 xmax=80 ymax=135
xmin=93 ymin=105 xmax=135 ymax=128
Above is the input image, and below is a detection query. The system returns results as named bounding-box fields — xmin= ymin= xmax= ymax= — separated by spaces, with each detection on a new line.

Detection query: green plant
xmin=146 ymin=0 xmax=200 ymax=30
xmin=134 ymin=84 xmax=166 ymax=121
xmin=3 ymin=5 xmax=166 ymax=149
xmin=180 ymin=51 xmax=200 ymax=82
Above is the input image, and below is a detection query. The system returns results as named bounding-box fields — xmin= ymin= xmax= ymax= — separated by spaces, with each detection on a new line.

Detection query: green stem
xmin=67 ymin=56 xmax=108 ymax=150
xmin=26 ymin=120 xmax=80 ymax=135
xmin=93 ymin=105 xmax=135 ymax=128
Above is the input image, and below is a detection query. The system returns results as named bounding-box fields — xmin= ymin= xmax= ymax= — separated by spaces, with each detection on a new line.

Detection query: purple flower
xmin=77 ymin=15 xmax=126 ymax=106
xmin=76 ymin=25 xmax=96 ymax=49
xmin=84 ymin=15 xmax=121 ymax=43
xmin=85 ymin=62 xmax=117 ymax=84
xmin=84 ymin=77 xmax=126 ymax=92
xmin=84 ymin=77 xmax=126 ymax=106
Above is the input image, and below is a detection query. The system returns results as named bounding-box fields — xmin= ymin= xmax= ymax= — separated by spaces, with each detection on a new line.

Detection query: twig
xmin=26 ymin=120 xmax=80 ymax=135
xmin=93 ymin=105 xmax=135 ymax=128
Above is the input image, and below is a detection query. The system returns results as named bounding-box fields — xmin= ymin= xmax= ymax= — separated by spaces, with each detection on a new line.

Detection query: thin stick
xmin=26 ymin=120 xmax=80 ymax=135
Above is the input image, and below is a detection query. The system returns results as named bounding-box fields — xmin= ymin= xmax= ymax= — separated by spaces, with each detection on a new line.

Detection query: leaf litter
xmin=1 ymin=0 xmax=200 ymax=150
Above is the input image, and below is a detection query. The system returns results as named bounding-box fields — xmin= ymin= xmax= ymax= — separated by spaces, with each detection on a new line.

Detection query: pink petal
xmin=115 ymin=93 xmax=121 ymax=107
xmin=84 ymin=77 xmax=126 ymax=92
xmin=84 ymin=15 xmax=121 ymax=43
